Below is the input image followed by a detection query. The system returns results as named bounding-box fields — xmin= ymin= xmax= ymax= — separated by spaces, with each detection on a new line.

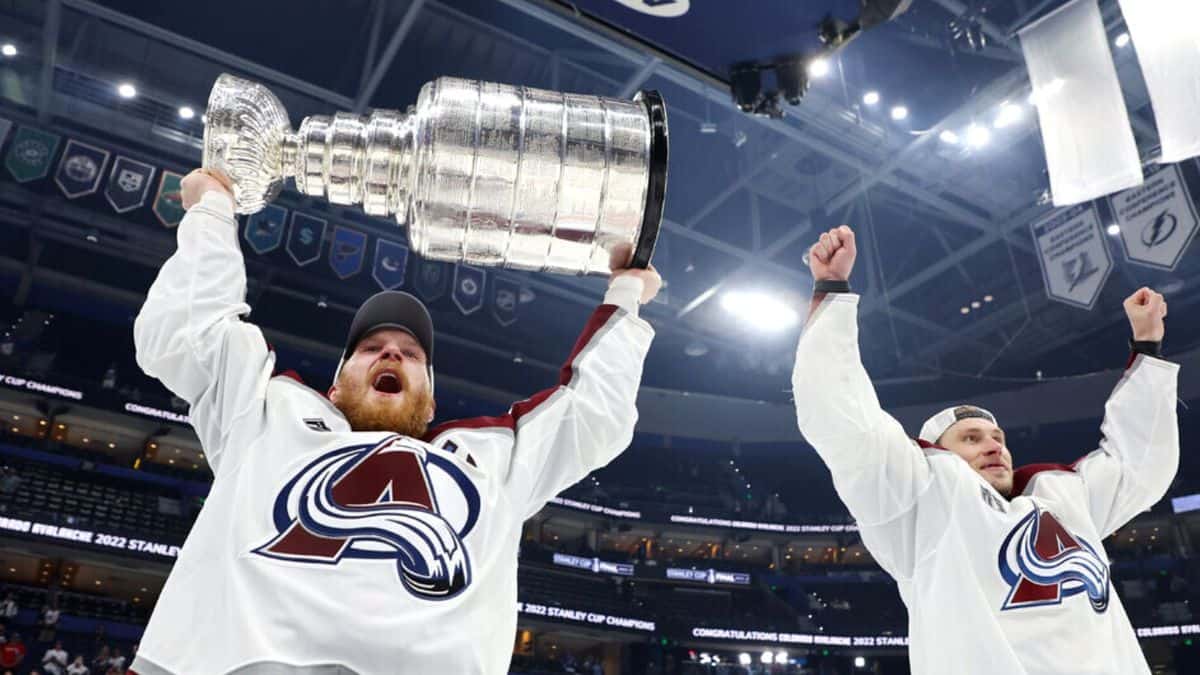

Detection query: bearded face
xmin=329 ymin=328 xmax=435 ymax=438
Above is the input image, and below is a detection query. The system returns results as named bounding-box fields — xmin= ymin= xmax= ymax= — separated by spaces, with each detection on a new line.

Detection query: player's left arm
xmin=1074 ymin=287 xmax=1180 ymax=537
xmin=502 ymin=267 xmax=659 ymax=519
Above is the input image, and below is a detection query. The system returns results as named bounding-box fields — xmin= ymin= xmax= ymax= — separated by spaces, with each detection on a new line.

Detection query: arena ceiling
xmin=0 ymin=0 xmax=1194 ymax=413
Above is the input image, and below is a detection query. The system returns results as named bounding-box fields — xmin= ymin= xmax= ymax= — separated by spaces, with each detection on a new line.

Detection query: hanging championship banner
xmin=452 ymin=265 xmax=485 ymax=315
xmin=54 ymin=139 xmax=110 ymax=198
xmin=492 ymin=276 xmax=520 ymax=326
xmin=5 ymin=126 xmax=60 ymax=183
xmin=372 ymin=238 xmax=409 ymax=290
xmin=414 ymin=259 xmax=449 ymax=302
xmin=0 ymin=118 xmax=12 ymax=147
xmin=1108 ymin=163 xmax=1198 ymax=271
xmin=153 ymin=171 xmax=187 ymax=228
xmin=286 ymin=213 xmax=327 ymax=266
xmin=104 ymin=156 xmax=156 ymax=213
xmin=243 ymin=204 xmax=288 ymax=255
xmin=330 ymin=226 xmax=367 ymax=279
xmin=1030 ymin=204 xmax=1112 ymax=310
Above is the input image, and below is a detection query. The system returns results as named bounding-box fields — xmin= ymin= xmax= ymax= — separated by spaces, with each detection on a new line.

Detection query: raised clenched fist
xmin=807 ymin=225 xmax=856 ymax=282
xmin=180 ymin=168 xmax=234 ymax=210
xmin=1123 ymin=287 xmax=1167 ymax=342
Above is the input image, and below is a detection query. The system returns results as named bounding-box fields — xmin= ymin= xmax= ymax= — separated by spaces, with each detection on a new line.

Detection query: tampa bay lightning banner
xmin=244 ymin=204 xmax=288 ymax=255
xmin=287 ymin=213 xmax=327 ymax=267
xmin=414 ymin=259 xmax=449 ymax=302
xmin=330 ymin=225 xmax=367 ymax=279
xmin=491 ymin=276 xmax=519 ymax=327
xmin=54 ymin=139 xmax=110 ymax=199
xmin=452 ymin=265 xmax=485 ymax=315
xmin=372 ymin=238 xmax=409 ymax=290
xmin=104 ymin=156 xmax=155 ymax=213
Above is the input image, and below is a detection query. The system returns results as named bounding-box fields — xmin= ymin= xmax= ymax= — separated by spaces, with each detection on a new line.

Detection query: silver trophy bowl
xmin=203 ymin=74 xmax=668 ymax=275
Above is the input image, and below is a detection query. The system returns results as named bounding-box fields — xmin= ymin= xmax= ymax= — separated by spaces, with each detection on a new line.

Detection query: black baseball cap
xmin=341 ymin=291 xmax=435 ymax=366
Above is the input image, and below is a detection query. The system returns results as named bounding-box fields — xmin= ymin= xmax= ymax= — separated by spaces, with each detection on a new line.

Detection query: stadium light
xmin=719 ymin=290 xmax=799 ymax=332
xmin=890 ymin=105 xmax=909 ymax=121
xmin=994 ymin=102 xmax=1024 ymax=129
xmin=760 ymin=651 xmax=774 ymax=663
xmin=808 ymin=58 xmax=830 ymax=78
xmin=855 ymin=656 xmax=867 ymax=668
xmin=1115 ymin=32 xmax=1130 ymax=48
xmin=966 ymin=123 xmax=991 ymax=148
xmin=1107 ymin=223 xmax=1121 ymax=236
xmin=117 ymin=82 xmax=137 ymax=99
xmin=939 ymin=129 xmax=960 ymax=145
xmin=776 ymin=651 xmax=788 ymax=663
xmin=178 ymin=106 xmax=195 ymax=120
xmin=862 ymin=90 xmax=880 ymax=106
xmin=1 ymin=44 xmax=16 ymax=57
xmin=737 ymin=653 xmax=752 ymax=665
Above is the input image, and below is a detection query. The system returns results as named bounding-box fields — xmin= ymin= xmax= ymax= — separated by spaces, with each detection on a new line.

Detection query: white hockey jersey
xmin=131 ymin=193 xmax=654 ymax=675
xmin=792 ymin=293 xmax=1179 ymax=675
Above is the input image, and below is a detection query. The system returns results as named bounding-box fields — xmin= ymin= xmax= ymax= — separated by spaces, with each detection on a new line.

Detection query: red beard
xmin=332 ymin=365 xmax=433 ymax=438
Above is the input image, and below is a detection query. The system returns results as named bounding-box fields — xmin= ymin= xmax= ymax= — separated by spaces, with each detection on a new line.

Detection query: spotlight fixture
xmin=117 ymin=82 xmax=137 ymax=99
xmin=1 ymin=44 xmax=16 ymax=57
xmin=966 ymin=123 xmax=991 ymax=148
xmin=971 ymin=300 xmax=981 ymax=309
xmin=890 ymin=105 xmax=909 ymax=121
xmin=862 ymin=90 xmax=880 ymax=106
xmin=178 ymin=106 xmax=195 ymax=120
xmin=939 ymin=129 xmax=960 ymax=144
xmin=960 ymin=306 xmax=970 ymax=315
xmin=1107 ymin=223 xmax=1121 ymax=236
xmin=775 ymin=57 xmax=810 ymax=106
xmin=1115 ymin=32 xmax=1130 ymax=48
xmin=807 ymin=58 xmax=830 ymax=78
xmin=984 ymin=294 xmax=994 ymax=302
xmin=994 ymin=103 xmax=1023 ymax=129
xmin=730 ymin=62 xmax=766 ymax=114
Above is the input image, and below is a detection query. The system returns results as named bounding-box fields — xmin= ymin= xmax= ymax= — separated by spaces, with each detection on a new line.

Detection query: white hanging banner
xmin=1030 ymin=204 xmax=1112 ymax=310
xmin=1019 ymin=0 xmax=1142 ymax=206
xmin=1117 ymin=0 xmax=1200 ymax=163
xmin=1109 ymin=163 xmax=1199 ymax=270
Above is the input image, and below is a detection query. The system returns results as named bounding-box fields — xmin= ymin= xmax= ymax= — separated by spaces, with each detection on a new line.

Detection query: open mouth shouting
xmin=372 ymin=370 xmax=404 ymax=396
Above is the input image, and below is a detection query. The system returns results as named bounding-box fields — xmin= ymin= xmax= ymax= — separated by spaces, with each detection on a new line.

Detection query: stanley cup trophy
xmin=203 ymin=73 xmax=668 ymax=275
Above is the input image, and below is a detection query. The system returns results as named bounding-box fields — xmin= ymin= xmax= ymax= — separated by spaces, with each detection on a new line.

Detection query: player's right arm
xmin=133 ymin=170 xmax=274 ymax=472
xmin=791 ymin=226 xmax=940 ymax=579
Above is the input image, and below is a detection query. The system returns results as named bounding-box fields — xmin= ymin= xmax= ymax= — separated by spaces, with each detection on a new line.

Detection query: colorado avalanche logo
xmin=998 ymin=507 xmax=1109 ymax=613
xmin=253 ymin=437 xmax=480 ymax=601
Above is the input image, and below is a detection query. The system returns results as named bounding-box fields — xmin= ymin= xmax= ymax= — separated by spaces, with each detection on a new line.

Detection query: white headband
xmin=918 ymin=405 xmax=998 ymax=445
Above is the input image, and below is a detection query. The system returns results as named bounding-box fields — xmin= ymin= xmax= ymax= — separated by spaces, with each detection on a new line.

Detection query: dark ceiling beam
xmin=353 ymin=0 xmax=426 ymax=114
xmin=36 ymin=0 xmax=61 ymax=123
xmin=60 ymin=0 xmax=356 ymax=109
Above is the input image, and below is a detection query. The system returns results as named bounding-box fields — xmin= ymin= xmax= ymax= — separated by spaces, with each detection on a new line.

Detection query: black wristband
xmin=814 ymin=279 xmax=851 ymax=294
xmin=1129 ymin=339 xmax=1162 ymax=358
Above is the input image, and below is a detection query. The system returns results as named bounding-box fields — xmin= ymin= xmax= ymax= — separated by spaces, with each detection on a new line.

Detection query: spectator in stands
xmin=0 ymin=595 xmax=16 ymax=622
xmin=107 ymin=648 xmax=124 ymax=672
xmin=89 ymin=646 xmax=109 ymax=674
xmin=37 ymin=602 xmax=59 ymax=643
xmin=66 ymin=656 xmax=88 ymax=675
xmin=0 ymin=466 xmax=18 ymax=495
xmin=41 ymin=641 xmax=67 ymax=675
xmin=0 ymin=633 xmax=24 ymax=671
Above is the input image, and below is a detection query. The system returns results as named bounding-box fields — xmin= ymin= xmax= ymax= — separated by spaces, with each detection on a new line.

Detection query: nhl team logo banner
xmin=492 ymin=276 xmax=520 ymax=326
xmin=153 ymin=170 xmax=187 ymax=228
xmin=287 ymin=212 xmax=327 ymax=267
xmin=330 ymin=225 xmax=367 ymax=279
xmin=414 ymin=259 xmax=449 ymax=302
xmin=1030 ymin=203 xmax=1112 ymax=310
xmin=54 ymin=139 xmax=111 ymax=199
xmin=453 ymin=265 xmax=485 ymax=315
xmin=104 ymin=156 xmax=155 ymax=213
xmin=5 ymin=126 xmax=60 ymax=183
xmin=244 ymin=204 xmax=288 ymax=255
xmin=1108 ymin=163 xmax=1198 ymax=271
xmin=372 ymin=238 xmax=409 ymax=290
xmin=0 ymin=118 xmax=12 ymax=147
